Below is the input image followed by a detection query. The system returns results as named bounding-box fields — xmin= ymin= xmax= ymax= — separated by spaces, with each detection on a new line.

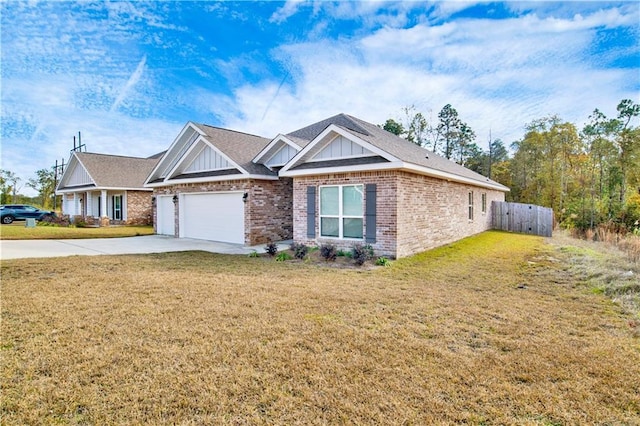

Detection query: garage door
xmin=182 ymin=192 xmax=245 ymax=244
xmin=156 ymin=195 xmax=175 ymax=236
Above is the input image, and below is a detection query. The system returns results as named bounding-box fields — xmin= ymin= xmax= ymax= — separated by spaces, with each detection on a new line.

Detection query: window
xmin=320 ymin=185 xmax=364 ymax=239
xmin=481 ymin=193 xmax=487 ymax=214
xmin=112 ymin=195 xmax=123 ymax=220
xmin=468 ymin=191 xmax=474 ymax=221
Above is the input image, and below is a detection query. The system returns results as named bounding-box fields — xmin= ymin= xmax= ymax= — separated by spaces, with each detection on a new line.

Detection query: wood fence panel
xmin=491 ymin=201 xmax=554 ymax=237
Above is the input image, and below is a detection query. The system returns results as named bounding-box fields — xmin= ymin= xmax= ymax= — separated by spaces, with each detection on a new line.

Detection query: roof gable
xmin=145 ymin=122 xmax=275 ymax=186
xmin=279 ymin=114 xmax=509 ymax=192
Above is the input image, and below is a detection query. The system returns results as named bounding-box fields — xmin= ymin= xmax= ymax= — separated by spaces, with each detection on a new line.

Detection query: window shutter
xmin=307 ymin=186 xmax=316 ymax=238
xmin=365 ymin=184 xmax=376 ymax=243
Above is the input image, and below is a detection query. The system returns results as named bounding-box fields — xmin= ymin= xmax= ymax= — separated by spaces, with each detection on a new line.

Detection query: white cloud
xmin=110 ymin=55 xmax=147 ymax=112
xmin=222 ymin=5 xmax=638 ymax=153
xmin=269 ymin=0 xmax=306 ymax=24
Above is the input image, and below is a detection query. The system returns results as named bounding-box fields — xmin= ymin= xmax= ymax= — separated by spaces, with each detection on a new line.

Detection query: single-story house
xmin=145 ymin=114 xmax=509 ymax=258
xmin=56 ymin=152 xmax=161 ymax=226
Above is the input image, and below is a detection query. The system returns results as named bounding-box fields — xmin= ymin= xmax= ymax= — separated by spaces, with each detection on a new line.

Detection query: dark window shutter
xmin=365 ymin=184 xmax=376 ymax=243
xmin=307 ymin=186 xmax=316 ymax=238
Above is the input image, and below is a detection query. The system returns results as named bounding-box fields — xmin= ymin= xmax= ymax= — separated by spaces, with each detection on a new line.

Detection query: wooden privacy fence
xmin=492 ymin=201 xmax=554 ymax=237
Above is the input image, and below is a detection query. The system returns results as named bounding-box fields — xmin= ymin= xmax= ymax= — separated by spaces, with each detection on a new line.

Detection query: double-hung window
xmin=481 ymin=193 xmax=487 ymax=214
xmin=468 ymin=191 xmax=474 ymax=221
xmin=320 ymin=185 xmax=364 ymax=239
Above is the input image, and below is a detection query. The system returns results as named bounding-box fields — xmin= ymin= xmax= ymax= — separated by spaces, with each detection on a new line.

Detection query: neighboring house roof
xmin=145 ymin=121 xmax=274 ymax=187
xmin=279 ymin=113 xmax=509 ymax=192
xmin=56 ymin=152 xmax=160 ymax=193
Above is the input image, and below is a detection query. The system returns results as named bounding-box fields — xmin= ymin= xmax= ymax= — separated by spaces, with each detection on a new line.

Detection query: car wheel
xmin=2 ymin=215 xmax=14 ymax=224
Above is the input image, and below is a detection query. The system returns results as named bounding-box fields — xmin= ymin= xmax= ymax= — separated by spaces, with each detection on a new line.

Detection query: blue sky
xmin=2 ymin=1 xmax=639 ymax=196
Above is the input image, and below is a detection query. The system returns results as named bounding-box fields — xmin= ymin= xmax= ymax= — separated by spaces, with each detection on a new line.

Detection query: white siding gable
xmin=266 ymin=144 xmax=298 ymax=167
xmin=185 ymin=145 xmax=231 ymax=172
xmin=67 ymin=163 xmax=92 ymax=186
xmin=313 ymin=135 xmax=373 ymax=161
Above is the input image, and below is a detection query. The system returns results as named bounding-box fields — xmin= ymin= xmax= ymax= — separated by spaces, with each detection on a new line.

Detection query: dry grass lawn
xmin=2 ymin=231 xmax=639 ymax=425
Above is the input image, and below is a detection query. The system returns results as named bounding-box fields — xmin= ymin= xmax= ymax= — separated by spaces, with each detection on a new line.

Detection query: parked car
xmin=0 ymin=204 xmax=56 ymax=224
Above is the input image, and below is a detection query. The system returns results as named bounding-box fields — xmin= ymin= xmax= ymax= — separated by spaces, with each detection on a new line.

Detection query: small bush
xmin=265 ymin=242 xmax=278 ymax=257
xmin=248 ymin=251 xmax=259 ymax=258
xmin=275 ymin=252 xmax=292 ymax=262
xmin=290 ymin=242 xmax=309 ymax=260
xmin=375 ymin=256 xmax=391 ymax=267
xmin=351 ymin=244 xmax=374 ymax=266
xmin=319 ymin=244 xmax=337 ymax=261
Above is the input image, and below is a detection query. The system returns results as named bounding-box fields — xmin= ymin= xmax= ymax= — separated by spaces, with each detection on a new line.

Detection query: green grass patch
xmin=0 ymin=224 xmax=154 ymax=240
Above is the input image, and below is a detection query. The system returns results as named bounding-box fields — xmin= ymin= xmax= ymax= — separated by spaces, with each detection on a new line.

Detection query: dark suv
xmin=0 ymin=204 xmax=56 ymax=224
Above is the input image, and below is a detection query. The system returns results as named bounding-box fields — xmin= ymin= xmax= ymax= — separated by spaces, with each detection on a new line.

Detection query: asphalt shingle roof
xmin=73 ymin=152 xmax=160 ymax=189
xmin=192 ymin=123 xmax=275 ymax=177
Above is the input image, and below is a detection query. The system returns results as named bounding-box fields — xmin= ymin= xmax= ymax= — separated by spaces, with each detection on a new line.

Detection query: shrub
xmin=375 ymin=256 xmax=391 ymax=267
xmin=290 ymin=242 xmax=309 ymax=260
xmin=265 ymin=242 xmax=278 ymax=257
xmin=248 ymin=250 xmax=259 ymax=258
xmin=40 ymin=215 xmax=70 ymax=227
xmin=351 ymin=243 xmax=374 ymax=266
xmin=275 ymin=252 xmax=292 ymax=262
xmin=319 ymin=244 xmax=337 ymax=261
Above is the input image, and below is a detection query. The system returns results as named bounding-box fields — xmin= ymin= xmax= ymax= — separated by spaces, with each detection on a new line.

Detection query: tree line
xmin=0 ymin=168 xmax=57 ymax=209
xmin=382 ymin=100 xmax=640 ymax=233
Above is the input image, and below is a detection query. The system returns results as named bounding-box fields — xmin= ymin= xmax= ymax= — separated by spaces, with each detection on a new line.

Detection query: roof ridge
xmin=194 ymin=122 xmax=269 ymax=140
xmin=76 ymin=152 xmax=158 ymax=161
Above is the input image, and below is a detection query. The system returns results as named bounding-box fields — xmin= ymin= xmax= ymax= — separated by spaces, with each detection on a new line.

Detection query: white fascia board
xmin=57 ymin=186 xmax=153 ymax=193
xmin=150 ymin=173 xmax=279 ymax=186
xmin=253 ymin=134 xmax=300 ymax=164
xmin=144 ymin=122 xmax=205 ymax=185
xmin=279 ymin=124 xmax=399 ymax=174
xmin=280 ymin=161 xmax=404 ymax=177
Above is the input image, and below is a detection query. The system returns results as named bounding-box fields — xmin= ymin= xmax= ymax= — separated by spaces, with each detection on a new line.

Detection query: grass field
xmin=0 ymin=223 xmax=154 ymax=240
xmin=2 ymin=231 xmax=639 ymax=424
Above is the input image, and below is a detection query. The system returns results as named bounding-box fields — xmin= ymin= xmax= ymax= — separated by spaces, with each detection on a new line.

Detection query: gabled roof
xmin=56 ymin=152 xmax=159 ymax=192
xmin=145 ymin=122 xmax=275 ymax=186
xmin=279 ymin=113 xmax=509 ymax=192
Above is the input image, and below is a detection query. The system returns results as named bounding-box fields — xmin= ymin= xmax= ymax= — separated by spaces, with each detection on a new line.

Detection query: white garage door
xmin=182 ymin=192 xmax=245 ymax=244
xmin=156 ymin=195 xmax=175 ymax=236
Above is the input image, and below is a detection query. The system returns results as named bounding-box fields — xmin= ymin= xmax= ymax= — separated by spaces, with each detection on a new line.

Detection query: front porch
xmin=62 ymin=190 xmax=127 ymax=226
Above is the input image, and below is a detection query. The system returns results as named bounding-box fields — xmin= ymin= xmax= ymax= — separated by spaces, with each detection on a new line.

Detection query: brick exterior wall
xmin=293 ymin=171 xmax=506 ymax=259
xmin=125 ymin=190 xmax=154 ymax=225
xmin=152 ymin=178 xmax=293 ymax=245
xmin=394 ymin=171 xmax=505 ymax=258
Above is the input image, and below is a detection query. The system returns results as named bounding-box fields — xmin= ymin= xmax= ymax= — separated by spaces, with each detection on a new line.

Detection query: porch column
xmin=73 ymin=193 xmax=79 ymax=215
xmin=100 ymin=190 xmax=108 ymax=218
xmin=86 ymin=192 xmax=93 ymax=216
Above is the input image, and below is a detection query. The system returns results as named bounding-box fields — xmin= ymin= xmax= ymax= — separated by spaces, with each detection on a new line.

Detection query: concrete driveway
xmin=0 ymin=235 xmax=291 ymax=260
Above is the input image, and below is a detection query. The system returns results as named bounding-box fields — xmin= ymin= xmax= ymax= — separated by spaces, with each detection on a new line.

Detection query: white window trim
xmin=481 ymin=193 xmax=487 ymax=214
xmin=319 ymin=184 xmax=365 ymax=240
xmin=468 ymin=191 xmax=474 ymax=221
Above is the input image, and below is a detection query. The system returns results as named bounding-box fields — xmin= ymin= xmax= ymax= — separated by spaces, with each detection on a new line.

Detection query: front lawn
xmin=1 ymin=231 xmax=639 ymax=424
xmin=0 ymin=223 xmax=154 ymax=240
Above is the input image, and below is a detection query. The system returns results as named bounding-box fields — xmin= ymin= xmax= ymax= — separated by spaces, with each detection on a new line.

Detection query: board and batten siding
xmin=492 ymin=201 xmax=554 ymax=237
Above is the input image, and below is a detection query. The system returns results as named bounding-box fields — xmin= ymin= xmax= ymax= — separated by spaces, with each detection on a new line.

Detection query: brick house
xmin=147 ymin=114 xmax=508 ymax=258
xmin=277 ymin=114 xmax=508 ymax=258
xmin=56 ymin=152 xmax=160 ymax=226
xmin=144 ymin=122 xmax=293 ymax=245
